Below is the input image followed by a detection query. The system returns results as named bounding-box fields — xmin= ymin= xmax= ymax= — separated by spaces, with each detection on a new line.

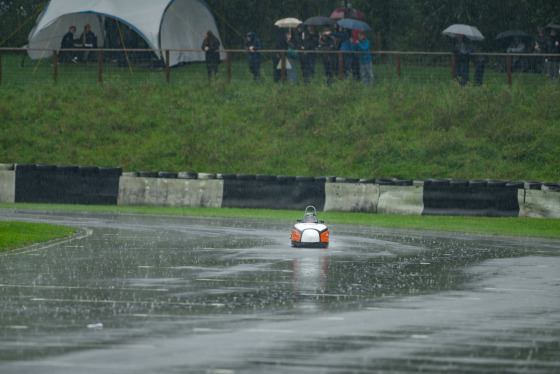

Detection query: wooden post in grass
xmin=227 ymin=52 xmax=232 ymax=82
xmin=338 ymin=52 xmax=343 ymax=80
xmin=281 ymin=52 xmax=286 ymax=82
xmin=53 ymin=51 xmax=58 ymax=83
xmin=397 ymin=54 xmax=401 ymax=78
xmin=165 ymin=50 xmax=170 ymax=83
xmin=98 ymin=51 xmax=103 ymax=84
xmin=506 ymin=55 xmax=512 ymax=87
xmin=451 ymin=54 xmax=456 ymax=80
xmin=0 ymin=51 xmax=2 ymax=84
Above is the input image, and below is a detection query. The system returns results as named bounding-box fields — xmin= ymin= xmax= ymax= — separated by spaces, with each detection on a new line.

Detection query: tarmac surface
xmin=1 ymin=209 xmax=559 ymax=373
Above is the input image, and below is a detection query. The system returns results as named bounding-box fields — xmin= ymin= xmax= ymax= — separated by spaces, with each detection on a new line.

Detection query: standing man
xmin=202 ymin=30 xmax=221 ymax=81
xmin=244 ymin=32 xmax=262 ymax=81
xmin=452 ymin=34 xmax=472 ymax=86
xmin=545 ymin=27 xmax=560 ymax=83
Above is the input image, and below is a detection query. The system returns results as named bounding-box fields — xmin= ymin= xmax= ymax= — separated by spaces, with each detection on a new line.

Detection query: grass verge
xmin=1 ymin=203 xmax=558 ymax=239
xmin=0 ymin=220 xmax=76 ymax=252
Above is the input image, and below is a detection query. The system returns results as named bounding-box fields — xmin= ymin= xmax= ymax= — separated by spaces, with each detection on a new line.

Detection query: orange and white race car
xmin=290 ymin=206 xmax=329 ymax=248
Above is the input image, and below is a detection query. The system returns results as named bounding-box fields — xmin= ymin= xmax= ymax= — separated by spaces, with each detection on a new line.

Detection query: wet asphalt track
xmin=1 ymin=209 xmax=559 ymax=373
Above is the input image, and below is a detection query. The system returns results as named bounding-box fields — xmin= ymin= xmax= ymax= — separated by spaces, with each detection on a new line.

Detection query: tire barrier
xmin=221 ymin=178 xmax=326 ymax=211
xmin=422 ymin=182 xmax=520 ymax=217
xmin=2 ymin=164 xmax=559 ymax=218
xmin=14 ymin=164 xmax=121 ymax=205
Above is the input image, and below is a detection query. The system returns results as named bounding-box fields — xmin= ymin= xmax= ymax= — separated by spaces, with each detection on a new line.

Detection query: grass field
xmin=0 ymin=220 xmax=76 ymax=252
xmin=2 ymin=53 xmax=558 ymax=182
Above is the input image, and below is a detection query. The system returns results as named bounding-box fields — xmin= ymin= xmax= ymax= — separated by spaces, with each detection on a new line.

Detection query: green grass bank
xmin=1 ymin=59 xmax=559 ymax=182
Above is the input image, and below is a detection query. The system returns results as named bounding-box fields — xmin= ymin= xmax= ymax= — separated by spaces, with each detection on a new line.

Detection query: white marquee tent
xmin=27 ymin=0 xmax=224 ymax=66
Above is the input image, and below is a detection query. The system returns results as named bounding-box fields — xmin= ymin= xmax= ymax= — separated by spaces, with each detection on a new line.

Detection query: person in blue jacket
xmin=244 ymin=32 xmax=262 ymax=81
xmin=353 ymin=33 xmax=374 ymax=86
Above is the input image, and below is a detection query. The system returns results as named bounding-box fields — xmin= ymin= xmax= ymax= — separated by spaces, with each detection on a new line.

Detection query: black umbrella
xmin=303 ymin=16 xmax=335 ymax=26
xmin=546 ymin=22 xmax=560 ymax=29
xmin=495 ymin=30 xmax=530 ymax=40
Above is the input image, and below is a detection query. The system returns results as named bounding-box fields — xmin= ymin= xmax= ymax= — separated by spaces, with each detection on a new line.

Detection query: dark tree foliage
xmin=1 ymin=0 xmax=560 ymax=51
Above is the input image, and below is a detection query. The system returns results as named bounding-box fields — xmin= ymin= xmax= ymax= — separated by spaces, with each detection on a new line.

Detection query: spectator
xmin=300 ymin=25 xmax=318 ymax=83
xmin=244 ymin=32 xmax=262 ymax=81
xmin=60 ymin=25 xmax=79 ymax=63
xmin=285 ymin=32 xmax=298 ymax=83
xmin=329 ymin=25 xmax=353 ymax=79
xmin=452 ymin=34 xmax=472 ymax=86
xmin=318 ymin=27 xmax=337 ymax=85
xmin=532 ymin=27 xmax=547 ymax=73
xmin=79 ymin=24 xmax=97 ymax=62
xmin=506 ymin=37 xmax=526 ymax=72
xmin=545 ymin=27 xmax=560 ymax=83
xmin=201 ymin=30 xmax=221 ymax=81
xmin=353 ymin=33 xmax=374 ymax=86
xmin=273 ymin=28 xmax=287 ymax=83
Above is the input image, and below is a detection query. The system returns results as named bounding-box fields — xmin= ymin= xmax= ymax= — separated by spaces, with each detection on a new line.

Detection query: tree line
xmin=2 ymin=0 xmax=560 ymax=52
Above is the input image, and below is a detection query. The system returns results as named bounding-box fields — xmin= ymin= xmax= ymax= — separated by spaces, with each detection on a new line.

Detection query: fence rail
xmin=0 ymin=47 xmax=557 ymax=87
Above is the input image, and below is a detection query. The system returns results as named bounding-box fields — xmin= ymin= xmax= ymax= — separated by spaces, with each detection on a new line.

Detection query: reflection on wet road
xmin=1 ymin=210 xmax=559 ymax=373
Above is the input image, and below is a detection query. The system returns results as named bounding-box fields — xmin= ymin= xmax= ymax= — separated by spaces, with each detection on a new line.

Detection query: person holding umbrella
xmin=452 ymin=34 xmax=473 ymax=86
xmin=300 ymin=25 xmax=318 ymax=83
xmin=244 ymin=32 xmax=263 ymax=81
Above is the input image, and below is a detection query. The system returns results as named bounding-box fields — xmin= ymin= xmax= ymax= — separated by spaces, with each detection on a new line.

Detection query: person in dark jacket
xmin=273 ymin=28 xmax=288 ymax=83
xmin=60 ymin=26 xmax=79 ymax=63
xmin=202 ymin=30 xmax=221 ymax=80
xmin=244 ymin=32 xmax=262 ymax=81
xmin=531 ymin=27 xmax=547 ymax=73
xmin=318 ymin=27 xmax=337 ymax=85
xmin=545 ymin=27 xmax=560 ymax=83
xmin=79 ymin=24 xmax=97 ymax=62
xmin=300 ymin=25 xmax=318 ymax=83
xmin=452 ymin=33 xmax=472 ymax=86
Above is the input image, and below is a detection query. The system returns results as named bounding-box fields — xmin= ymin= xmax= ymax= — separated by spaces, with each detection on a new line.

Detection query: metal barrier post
xmin=98 ymin=51 xmax=103 ymax=84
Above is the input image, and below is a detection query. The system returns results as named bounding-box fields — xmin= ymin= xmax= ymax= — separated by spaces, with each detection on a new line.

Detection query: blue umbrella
xmin=336 ymin=18 xmax=371 ymax=31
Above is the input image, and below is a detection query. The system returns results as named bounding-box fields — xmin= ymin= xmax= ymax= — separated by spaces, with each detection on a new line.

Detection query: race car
xmin=290 ymin=206 xmax=329 ymax=248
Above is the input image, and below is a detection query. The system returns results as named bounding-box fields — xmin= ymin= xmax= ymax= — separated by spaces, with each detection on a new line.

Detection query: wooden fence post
xmin=506 ymin=55 xmax=512 ymax=87
xmin=98 ymin=51 xmax=103 ymax=84
xmin=338 ymin=52 xmax=344 ymax=80
xmin=227 ymin=52 xmax=232 ymax=82
xmin=0 ymin=51 xmax=2 ymax=84
xmin=451 ymin=54 xmax=456 ymax=80
xmin=165 ymin=50 xmax=170 ymax=83
xmin=53 ymin=51 xmax=58 ymax=83
xmin=397 ymin=54 xmax=401 ymax=78
xmin=281 ymin=52 xmax=286 ymax=82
